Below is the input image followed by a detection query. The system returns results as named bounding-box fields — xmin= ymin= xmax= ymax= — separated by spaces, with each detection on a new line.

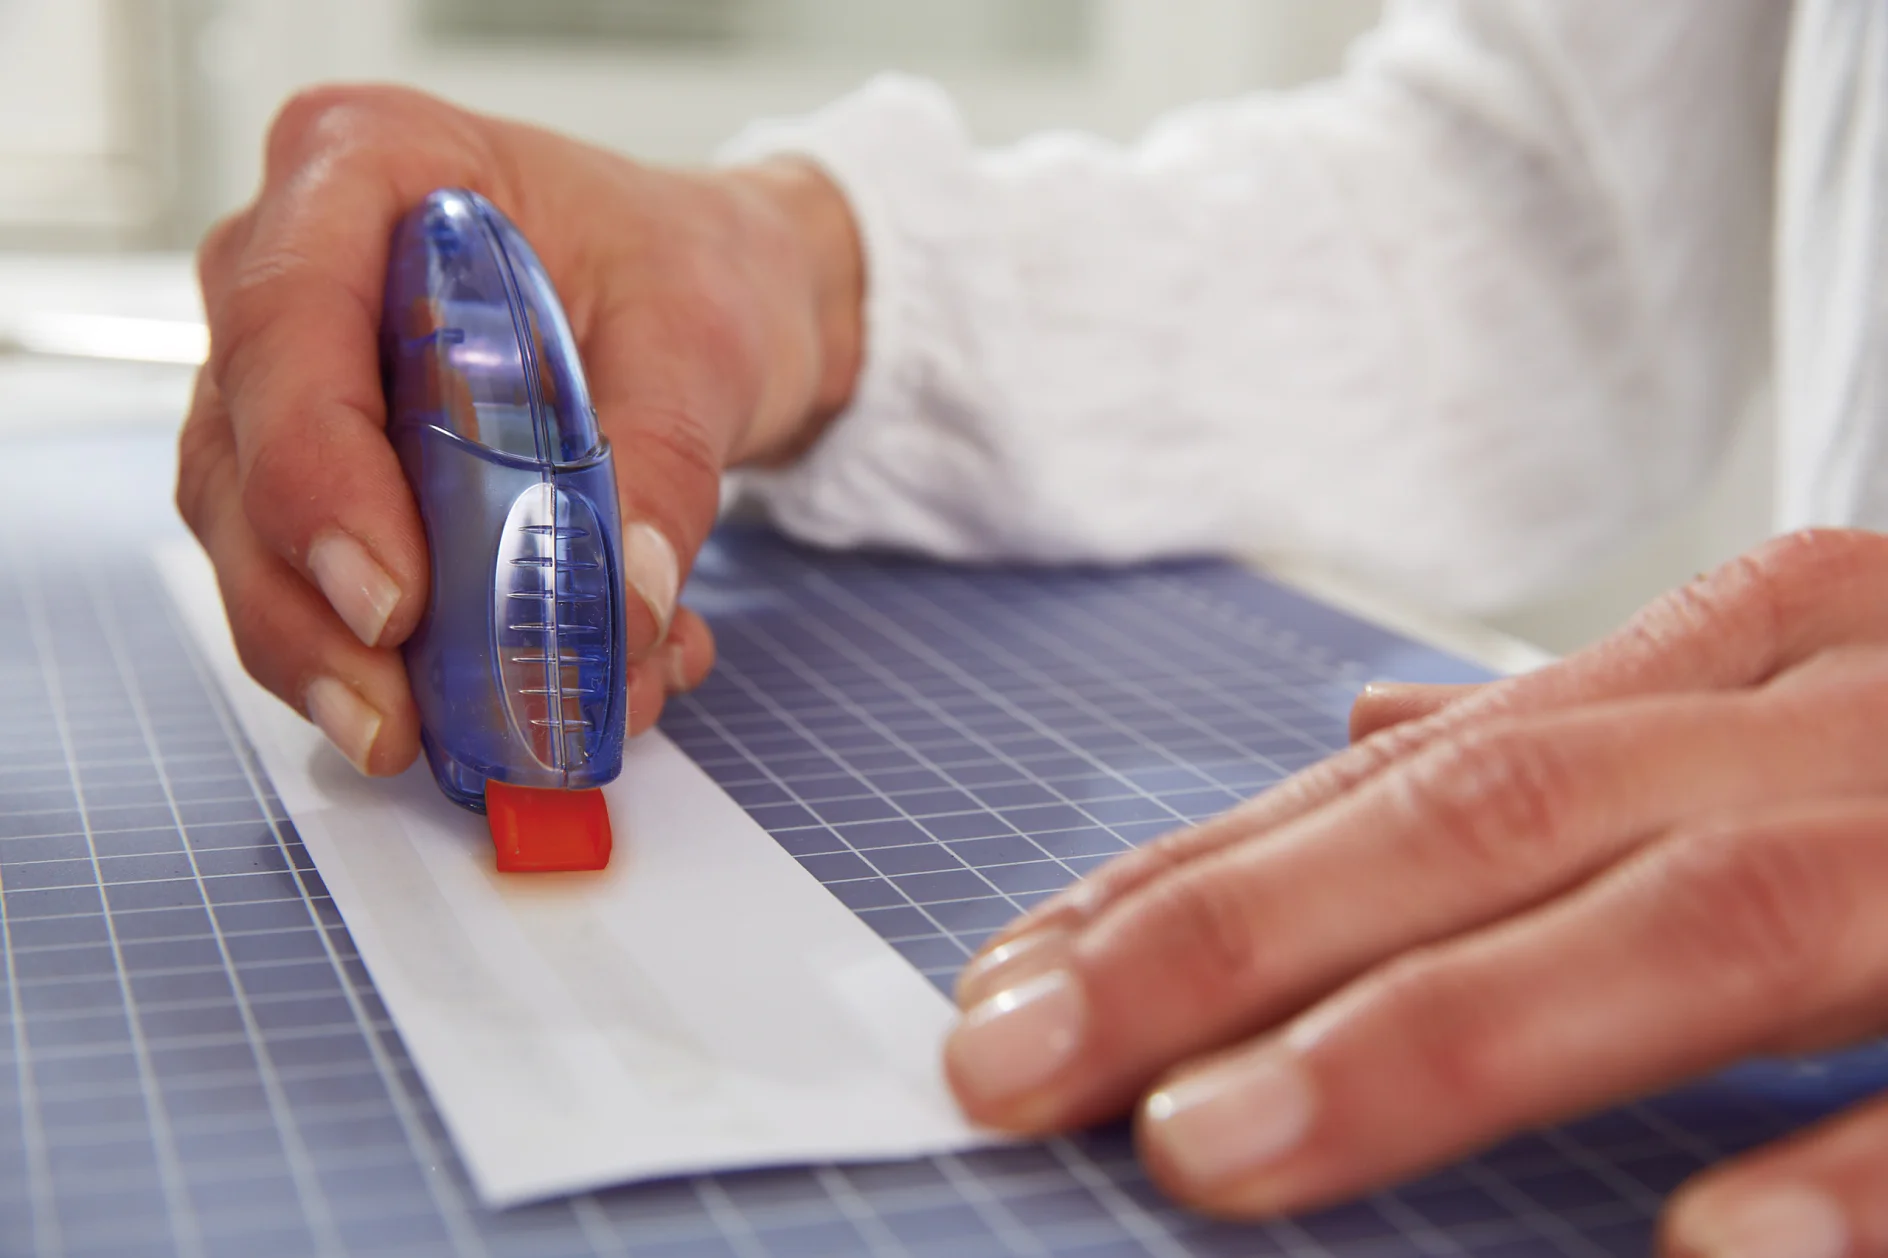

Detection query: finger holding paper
xmin=961 ymin=529 xmax=1888 ymax=983
xmin=944 ymin=529 xmax=1888 ymax=1245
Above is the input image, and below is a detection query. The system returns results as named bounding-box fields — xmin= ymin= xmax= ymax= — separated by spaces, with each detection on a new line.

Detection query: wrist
xmin=720 ymin=158 xmax=864 ymax=466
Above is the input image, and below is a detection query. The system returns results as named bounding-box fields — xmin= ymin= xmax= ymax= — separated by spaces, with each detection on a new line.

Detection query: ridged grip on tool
xmin=494 ymin=481 xmax=615 ymax=775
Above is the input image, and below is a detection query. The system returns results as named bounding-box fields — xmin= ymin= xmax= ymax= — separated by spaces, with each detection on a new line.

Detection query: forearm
xmin=723 ymin=0 xmax=1786 ymax=613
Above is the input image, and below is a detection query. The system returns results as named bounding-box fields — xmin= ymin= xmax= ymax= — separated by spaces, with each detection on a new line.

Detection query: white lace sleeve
xmin=720 ymin=0 xmax=1787 ymax=613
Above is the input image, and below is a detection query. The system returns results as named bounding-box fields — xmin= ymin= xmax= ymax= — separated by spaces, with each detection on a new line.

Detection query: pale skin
xmin=181 ymin=86 xmax=1888 ymax=1257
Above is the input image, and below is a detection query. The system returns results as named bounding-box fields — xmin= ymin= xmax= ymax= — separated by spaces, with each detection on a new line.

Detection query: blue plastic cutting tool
xmin=379 ymin=187 xmax=626 ymax=870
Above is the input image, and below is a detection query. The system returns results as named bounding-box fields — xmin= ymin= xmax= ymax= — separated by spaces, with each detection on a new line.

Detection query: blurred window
xmin=420 ymin=0 xmax=1092 ymax=69
xmin=0 ymin=0 xmax=173 ymax=246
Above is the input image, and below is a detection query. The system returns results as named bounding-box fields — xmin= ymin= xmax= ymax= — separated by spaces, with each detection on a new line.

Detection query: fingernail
xmin=1670 ymin=1185 xmax=1848 ymax=1258
xmin=309 ymin=531 xmax=401 ymax=648
xmin=1142 ymin=1047 xmax=1317 ymax=1194
xmin=954 ymin=929 xmax=1070 ymax=1009
xmin=306 ymin=677 xmax=382 ymax=775
xmin=622 ymin=523 xmax=679 ymax=641
xmin=661 ymin=642 xmax=691 ymax=693
xmin=946 ymin=971 xmax=1085 ymax=1113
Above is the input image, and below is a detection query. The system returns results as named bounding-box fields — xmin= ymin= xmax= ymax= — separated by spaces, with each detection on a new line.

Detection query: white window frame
xmin=0 ymin=0 xmax=181 ymax=246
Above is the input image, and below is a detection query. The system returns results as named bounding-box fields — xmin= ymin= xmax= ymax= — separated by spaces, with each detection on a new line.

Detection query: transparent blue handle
xmin=380 ymin=188 xmax=628 ymax=812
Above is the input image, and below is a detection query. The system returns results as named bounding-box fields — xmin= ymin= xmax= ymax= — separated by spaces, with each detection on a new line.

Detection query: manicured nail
xmin=954 ymin=929 xmax=1069 ymax=1009
xmin=1670 ymin=1185 xmax=1848 ymax=1258
xmin=306 ymin=677 xmax=382 ymax=775
xmin=1142 ymin=1047 xmax=1317 ymax=1195
xmin=946 ymin=971 xmax=1085 ymax=1112
xmin=309 ymin=531 xmax=401 ymax=648
xmin=622 ymin=523 xmax=679 ymax=640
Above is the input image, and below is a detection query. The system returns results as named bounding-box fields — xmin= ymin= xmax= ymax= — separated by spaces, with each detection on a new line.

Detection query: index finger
xmin=965 ymin=529 xmax=1888 ymax=973
xmin=206 ymin=86 xmax=504 ymax=648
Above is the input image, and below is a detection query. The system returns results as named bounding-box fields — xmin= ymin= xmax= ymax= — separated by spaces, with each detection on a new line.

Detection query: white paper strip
xmin=156 ymin=541 xmax=990 ymax=1208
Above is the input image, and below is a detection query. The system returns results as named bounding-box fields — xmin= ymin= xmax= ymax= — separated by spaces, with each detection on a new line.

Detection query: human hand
xmin=177 ymin=85 xmax=862 ymax=772
xmin=944 ymin=528 xmax=1888 ymax=1253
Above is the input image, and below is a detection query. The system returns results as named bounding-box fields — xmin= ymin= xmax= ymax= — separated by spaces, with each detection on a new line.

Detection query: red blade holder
xmin=484 ymin=781 xmax=614 ymax=873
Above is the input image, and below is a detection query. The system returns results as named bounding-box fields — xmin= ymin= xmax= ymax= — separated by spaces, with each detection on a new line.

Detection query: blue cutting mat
xmin=2 ymin=434 xmax=1885 ymax=1258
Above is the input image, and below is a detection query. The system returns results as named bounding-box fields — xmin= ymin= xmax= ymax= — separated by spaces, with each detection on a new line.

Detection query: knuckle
xmin=264 ymin=86 xmax=360 ymax=171
xmin=628 ymin=403 xmax=728 ymax=513
xmin=174 ymin=435 xmax=211 ymax=538
xmin=1749 ymin=526 xmax=1882 ymax=580
xmin=195 ymin=210 xmax=249 ymax=296
xmin=1748 ymin=527 xmax=1888 ymax=640
xmin=1829 ymin=651 xmax=1888 ymax=731
xmin=176 ymin=400 xmax=232 ymax=542
xmin=1393 ymin=726 xmax=1581 ymax=881
xmin=1611 ymin=552 xmax=1775 ymax=675
xmin=1101 ymin=831 xmax=1199 ymax=897
xmin=1618 ymin=572 xmax=1731 ymax=654
xmin=263 ymin=83 xmax=404 ymax=174
xmin=198 ymin=211 xmax=241 ymax=263
xmin=1053 ymin=830 xmax=1190 ymax=921
xmin=1365 ymin=953 xmax=1521 ymax=1107
xmin=1349 ymin=710 xmax=1448 ymax=776
xmin=1129 ymin=864 xmax=1270 ymax=1000
xmin=1650 ymin=830 xmax=1842 ymax=1001
xmin=210 ymin=249 xmax=316 ymax=391
xmin=1628 ymin=529 xmax=1884 ymax=674
xmin=220 ymin=576 xmax=296 ymax=700
xmin=237 ymin=424 xmax=332 ymax=554
xmin=1268 ymin=713 xmax=1437 ymax=819
xmin=1763 ymin=642 xmax=1888 ymax=724
xmin=1713 ymin=536 xmax=1812 ymax=647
